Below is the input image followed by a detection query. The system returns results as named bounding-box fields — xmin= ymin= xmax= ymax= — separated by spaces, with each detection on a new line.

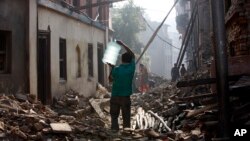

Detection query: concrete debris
xmin=0 ymin=91 xmax=111 ymax=140
xmin=0 ymin=121 xmax=4 ymax=131
xmin=131 ymin=70 xmax=250 ymax=140
xmin=96 ymin=83 xmax=111 ymax=99
xmin=50 ymin=123 xmax=72 ymax=133
xmin=0 ymin=71 xmax=249 ymax=140
xmin=89 ymin=98 xmax=109 ymax=120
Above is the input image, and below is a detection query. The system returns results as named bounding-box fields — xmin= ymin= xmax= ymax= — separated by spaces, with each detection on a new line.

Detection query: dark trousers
xmin=110 ymin=96 xmax=131 ymax=130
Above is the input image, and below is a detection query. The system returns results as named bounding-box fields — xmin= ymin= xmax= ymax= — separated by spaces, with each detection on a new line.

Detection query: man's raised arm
xmin=116 ymin=40 xmax=135 ymax=59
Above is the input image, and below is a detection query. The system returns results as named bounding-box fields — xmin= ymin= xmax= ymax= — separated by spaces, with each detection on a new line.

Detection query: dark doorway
xmin=0 ymin=30 xmax=11 ymax=74
xmin=37 ymin=31 xmax=51 ymax=104
xmin=97 ymin=43 xmax=104 ymax=85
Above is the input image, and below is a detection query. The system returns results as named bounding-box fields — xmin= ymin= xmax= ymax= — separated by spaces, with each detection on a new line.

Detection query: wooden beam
xmin=176 ymin=75 xmax=242 ymax=88
xmin=74 ymin=0 xmax=125 ymax=10
xmin=184 ymin=104 xmax=217 ymax=118
xmin=177 ymin=78 xmax=216 ymax=88
xmin=178 ymin=93 xmax=216 ymax=101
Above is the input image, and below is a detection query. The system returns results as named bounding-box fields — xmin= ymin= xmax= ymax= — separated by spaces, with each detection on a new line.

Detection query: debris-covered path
xmin=1 ymin=73 xmax=250 ymax=141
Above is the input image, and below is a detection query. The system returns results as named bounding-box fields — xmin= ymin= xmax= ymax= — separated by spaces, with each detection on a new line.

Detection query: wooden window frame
xmin=88 ymin=43 xmax=94 ymax=77
xmin=76 ymin=45 xmax=81 ymax=78
xmin=59 ymin=38 xmax=67 ymax=81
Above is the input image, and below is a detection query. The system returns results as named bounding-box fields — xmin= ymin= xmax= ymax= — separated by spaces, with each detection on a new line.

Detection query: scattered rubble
xmin=0 ymin=91 xmax=112 ymax=140
xmin=0 ymin=71 xmax=249 ymax=140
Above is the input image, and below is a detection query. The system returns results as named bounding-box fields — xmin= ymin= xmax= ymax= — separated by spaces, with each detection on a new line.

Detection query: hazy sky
xmin=114 ymin=0 xmax=178 ymax=33
xmin=113 ymin=0 xmax=181 ymax=67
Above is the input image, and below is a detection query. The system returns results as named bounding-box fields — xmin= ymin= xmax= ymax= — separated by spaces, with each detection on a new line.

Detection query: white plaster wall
xmin=38 ymin=7 xmax=105 ymax=98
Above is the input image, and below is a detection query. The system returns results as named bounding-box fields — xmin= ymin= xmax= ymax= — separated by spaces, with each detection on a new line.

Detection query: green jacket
xmin=111 ymin=59 xmax=135 ymax=96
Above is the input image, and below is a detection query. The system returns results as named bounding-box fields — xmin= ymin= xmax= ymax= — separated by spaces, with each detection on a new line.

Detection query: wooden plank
xmin=177 ymin=75 xmax=242 ymax=87
xmin=178 ymin=93 xmax=216 ymax=101
xmin=184 ymin=104 xmax=217 ymax=118
xmin=50 ymin=123 xmax=72 ymax=133
xmin=0 ymin=121 xmax=4 ymax=131
xmin=74 ymin=0 xmax=125 ymax=10
xmin=177 ymin=78 xmax=216 ymax=88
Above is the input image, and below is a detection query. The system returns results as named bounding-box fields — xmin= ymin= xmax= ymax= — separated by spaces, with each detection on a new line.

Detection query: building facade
xmin=0 ymin=0 xmax=111 ymax=104
xmin=175 ymin=0 xmax=250 ymax=78
xmin=175 ymin=0 xmax=213 ymax=72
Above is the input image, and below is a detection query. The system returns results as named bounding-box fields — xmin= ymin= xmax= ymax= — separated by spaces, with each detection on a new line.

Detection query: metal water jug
xmin=102 ymin=41 xmax=121 ymax=65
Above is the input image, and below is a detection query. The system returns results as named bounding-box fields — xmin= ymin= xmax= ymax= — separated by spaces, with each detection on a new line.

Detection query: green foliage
xmin=112 ymin=0 xmax=146 ymax=54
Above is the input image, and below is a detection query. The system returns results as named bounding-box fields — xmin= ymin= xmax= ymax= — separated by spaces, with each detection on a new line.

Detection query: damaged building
xmin=224 ymin=0 xmax=250 ymax=75
xmin=174 ymin=0 xmax=250 ymax=140
xmin=175 ymin=0 xmax=250 ymax=75
xmin=0 ymin=0 xmax=113 ymax=104
xmin=175 ymin=0 xmax=213 ymax=71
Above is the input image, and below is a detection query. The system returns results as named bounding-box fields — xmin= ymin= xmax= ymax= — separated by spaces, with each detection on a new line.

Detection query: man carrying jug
xmin=107 ymin=40 xmax=135 ymax=132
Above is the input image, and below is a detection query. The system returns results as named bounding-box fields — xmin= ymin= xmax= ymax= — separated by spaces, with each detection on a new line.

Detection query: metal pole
xmin=211 ymin=0 xmax=230 ymax=139
xmin=177 ymin=11 xmax=197 ymax=68
xmin=176 ymin=0 xmax=198 ymax=68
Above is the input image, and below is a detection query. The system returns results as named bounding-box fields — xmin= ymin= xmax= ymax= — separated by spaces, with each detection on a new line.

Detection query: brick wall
xmin=225 ymin=0 xmax=250 ymax=57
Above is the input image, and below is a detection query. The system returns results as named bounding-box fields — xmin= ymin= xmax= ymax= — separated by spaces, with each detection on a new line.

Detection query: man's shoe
xmin=109 ymin=129 xmax=121 ymax=136
xmin=122 ymin=128 xmax=132 ymax=136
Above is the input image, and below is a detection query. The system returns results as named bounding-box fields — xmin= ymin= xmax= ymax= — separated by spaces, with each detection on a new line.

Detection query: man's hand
xmin=107 ymin=63 xmax=114 ymax=83
xmin=116 ymin=40 xmax=135 ymax=58
xmin=116 ymin=40 xmax=124 ymax=46
xmin=107 ymin=63 xmax=114 ymax=68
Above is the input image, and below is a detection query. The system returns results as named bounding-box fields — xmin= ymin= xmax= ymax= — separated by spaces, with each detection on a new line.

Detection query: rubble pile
xmin=51 ymin=88 xmax=161 ymax=140
xmin=0 ymin=72 xmax=249 ymax=141
xmin=132 ymin=82 xmax=180 ymax=113
xmin=184 ymin=66 xmax=211 ymax=81
xmin=130 ymin=73 xmax=219 ymax=140
xmin=0 ymin=92 xmax=112 ymax=140
xmin=52 ymin=89 xmax=91 ymax=118
xmin=132 ymin=83 xmax=214 ymax=140
xmin=51 ymin=89 xmax=115 ymax=140
xmin=0 ymin=94 xmax=61 ymax=140
xmin=130 ymin=68 xmax=250 ymax=140
xmin=148 ymin=73 xmax=169 ymax=88
xmin=0 ymin=83 xmax=213 ymax=141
